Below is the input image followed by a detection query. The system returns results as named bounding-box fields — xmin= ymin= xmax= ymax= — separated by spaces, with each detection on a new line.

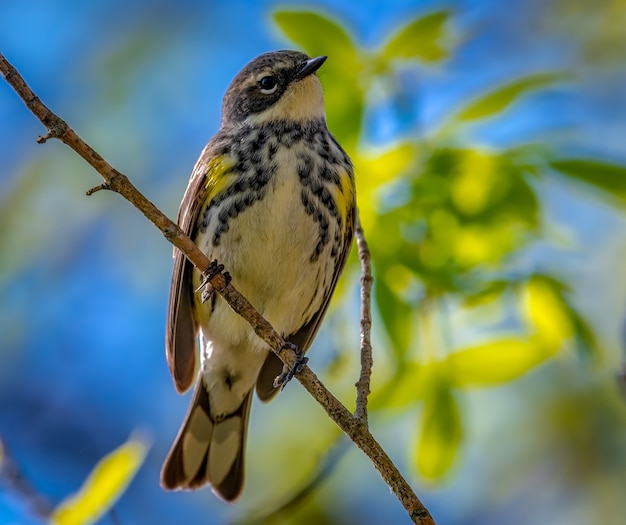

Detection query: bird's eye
xmin=259 ymin=76 xmax=278 ymax=94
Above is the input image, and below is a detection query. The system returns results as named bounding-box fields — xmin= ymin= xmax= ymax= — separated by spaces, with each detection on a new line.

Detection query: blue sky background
xmin=1 ymin=1 xmax=626 ymax=524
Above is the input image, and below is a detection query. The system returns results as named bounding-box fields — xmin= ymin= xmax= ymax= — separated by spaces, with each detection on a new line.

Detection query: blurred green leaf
xmin=394 ymin=147 xmax=543 ymax=276
xmin=374 ymin=267 xmax=414 ymax=361
xmin=448 ymin=149 xmax=540 ymax=226
xmin=369 ymin=362 xmax=430 ymax=411
xmin=502 ymin=167 xmax=541 ymax=224
xmin=0 ymin=161 xmax=48 ymax=278
xmin=99 ymin=31 xmax=160 ymax=104
xmin=569 ymin=306 xmax=600 ymax=359
xmin=449 ymin=149 xmax=502 ymax=216
xmin=356 ymin=143 xmax=416 ymax=193
xmin=527 ymin=273 xmax=599 ymax=359
xmin=528 ymin=272 xmax=571 ymax=294
xmin=0 ymin=157 xmax=103 ymax=282
xmin=452 ymin=73 xmax=565 ymax=122
xmin=550 ymin=159 xmax=626 ymax=204
xmin=356 ymin=143 xmax=416 ymax=233
xmin=51 ymin=436 xmax=149 ymax=525
xmin=521 ymin=276 xmax=574 ymax=352
xmin=273 ymin=10 xmax=363 ymax=150
xmin=273 ymin=10 xmax=358 ymax=64
xmin=414 ymin=387 xmax=462 ymax=480
xmin=424 ymin=148 xmax=539 ymax=227
xmin=461 ymin=279 xmax=510 ymax=307
xmin=382 ymin=11 xmax=451 ymax=62
xmin=447 ymin=337 xmax=553 ymax=388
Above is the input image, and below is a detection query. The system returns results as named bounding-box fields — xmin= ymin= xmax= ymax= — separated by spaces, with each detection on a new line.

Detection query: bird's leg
xmin=273 ymin=342 xmax=309 ymax=389
xmin=196 ymin=259 xmax=232 ymax=303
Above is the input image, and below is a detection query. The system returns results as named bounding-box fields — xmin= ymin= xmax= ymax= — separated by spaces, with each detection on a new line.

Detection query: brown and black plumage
xmin=161 ymin=50 xmax=355 ymax=501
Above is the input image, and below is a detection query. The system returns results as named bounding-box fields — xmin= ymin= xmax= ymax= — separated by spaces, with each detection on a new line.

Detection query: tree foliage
xmin=273 ymin=7 xmax=625 ymax=481
xmin=2 ymin=5 xmax=625 ymax=524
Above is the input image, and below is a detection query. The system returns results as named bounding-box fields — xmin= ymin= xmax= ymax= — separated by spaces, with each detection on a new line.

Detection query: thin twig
xmin=109 ymin=508 xmax=122 ymax=525
xmin=0 ymin=52 xmax=435 ymax=525
xmin=354 ymin=211 xmax=374 ymax=424
xmin=233 ymin=436 xmax=348 ymax=525
xmin=0 ymin=437 xmax=54 ymax=519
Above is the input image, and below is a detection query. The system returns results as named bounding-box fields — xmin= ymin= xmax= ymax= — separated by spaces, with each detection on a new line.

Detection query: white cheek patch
xmin=246 ymin=75 xmax=326 ymax=125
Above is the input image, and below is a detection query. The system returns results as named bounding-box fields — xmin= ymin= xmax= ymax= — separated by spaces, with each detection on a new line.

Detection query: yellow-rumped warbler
xmin=161 ymin=50 xmax=356 ymax=501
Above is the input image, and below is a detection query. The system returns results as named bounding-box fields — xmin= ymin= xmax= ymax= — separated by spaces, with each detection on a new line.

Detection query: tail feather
xmin=161 ymin=380 xmax=253 ymax=501
xmin=256 ymin=352 xmax=283 ymax=402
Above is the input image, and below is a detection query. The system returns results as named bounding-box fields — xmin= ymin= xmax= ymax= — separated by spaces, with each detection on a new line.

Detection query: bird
xmin=160 ymin=50 xmax=356 ymax=502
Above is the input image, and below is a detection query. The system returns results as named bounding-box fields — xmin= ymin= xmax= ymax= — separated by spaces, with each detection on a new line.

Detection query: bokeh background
xmin=2 ymin=1 xmax=626 ymax=524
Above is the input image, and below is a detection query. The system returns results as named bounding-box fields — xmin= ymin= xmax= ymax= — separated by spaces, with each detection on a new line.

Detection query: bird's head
xmin=221 ymin=50 xmax=327 ymax=127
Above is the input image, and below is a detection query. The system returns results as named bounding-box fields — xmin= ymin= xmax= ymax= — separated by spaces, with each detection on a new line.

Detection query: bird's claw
xmin=196 ymin=260 xmax=231 ymax=303
xmin=273 ymin=342 xmax=308 ymax=389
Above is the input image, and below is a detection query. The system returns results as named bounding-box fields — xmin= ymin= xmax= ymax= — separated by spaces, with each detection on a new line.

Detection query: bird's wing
xmin=256 ymin=203 xmax=356 ymax=401
xmin=166 ymin=139 xmax=233 ymax=393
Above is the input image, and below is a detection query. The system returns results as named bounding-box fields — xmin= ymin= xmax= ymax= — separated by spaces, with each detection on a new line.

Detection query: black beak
xmin=296 ymin=56 xmax=327 ymax=80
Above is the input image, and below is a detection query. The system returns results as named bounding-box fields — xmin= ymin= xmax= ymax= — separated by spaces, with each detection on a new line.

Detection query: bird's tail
xmin=161 ymin=380 xmax=253 ymax=502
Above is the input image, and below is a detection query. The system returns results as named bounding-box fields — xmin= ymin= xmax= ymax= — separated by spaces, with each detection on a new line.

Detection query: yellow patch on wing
xmin=332 ymin=168 xmax=355 ymax=225
xmin=204 ymin=154 xmax=235 ymax=201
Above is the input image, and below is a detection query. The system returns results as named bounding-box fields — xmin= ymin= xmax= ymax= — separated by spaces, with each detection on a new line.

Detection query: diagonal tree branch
xmin=0 ymin=52 xmax=435 ymax=525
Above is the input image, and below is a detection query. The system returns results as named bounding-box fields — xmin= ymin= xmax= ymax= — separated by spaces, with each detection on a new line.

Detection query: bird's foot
xmin=273 ymin=342 xmax=308 ymax=389
xmin=196 ymin=260 xmax=231 ymax=303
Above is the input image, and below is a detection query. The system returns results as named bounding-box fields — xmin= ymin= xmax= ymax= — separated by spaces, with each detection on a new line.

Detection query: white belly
xmin=192 ymin=146 xmax=335 ymax=355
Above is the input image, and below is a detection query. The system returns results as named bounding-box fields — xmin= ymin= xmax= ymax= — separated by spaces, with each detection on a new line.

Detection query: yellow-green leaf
xmin=569 ymin=305 xmax=600 ymax=359
xmin=447 ymin=337 xmax=553 ymax=388
xmin=451 ymin=223 xmax=517 ymax=268
xmin=51 ymin=436 xmax=149 ymax=525
xmin=450 ymin=149 xmax=500 ymax=215
xmin=414 ymin=387 xmax=462 ymax=480
xmin=374 ymin=265 xmax=416 ymax=360
xmin=272 ymin=11 xmax=358 ymax=66
xmin=355 ymin=143 xmax=416 ymax=232
xmin=550 ymin=159 xmax=626 ymax=204
xmin=521 ymin=277 xmax=574 ymax=351
xmin=369 ymin=362 xmax=431 ymax=411
xmin=357 ymin=143 xmax=416 ymax=190
xmin=382 ymin=11 xmax=450 ymax=62
xmin=462 ymin=280 xmax=510 ymax=308
xmin=453 ymin=73 xmax=565 ymax=122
